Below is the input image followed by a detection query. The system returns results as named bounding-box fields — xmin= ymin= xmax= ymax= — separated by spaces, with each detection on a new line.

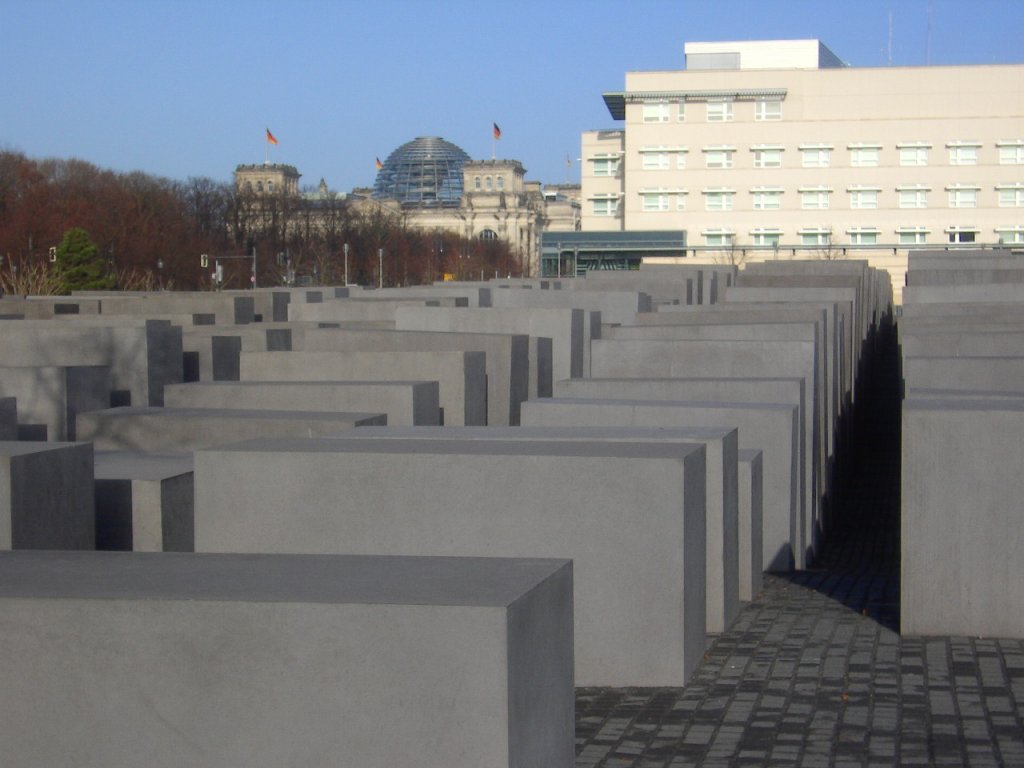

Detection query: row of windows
xmin=631 ymin=185 xmax=1024 ymax=212
xmin=698 ymin=227 xmax=1024 ymax=247
xmin=472 ymin=175 xmax=504 ymax=191
xmin=605 ymin=142 xmax=1024 ymax=173
xmin=641 ymin=98 xmax=781 ymax=123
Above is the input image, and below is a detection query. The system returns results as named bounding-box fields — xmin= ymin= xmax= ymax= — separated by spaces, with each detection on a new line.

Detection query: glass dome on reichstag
xmin=373 ymin=136 xmax=470 ymax=206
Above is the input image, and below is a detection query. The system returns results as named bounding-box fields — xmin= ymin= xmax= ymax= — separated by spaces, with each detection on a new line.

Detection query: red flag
xmin=493 ymin=122 xmax=501 ymax=140
xmin=265 ymin=128 xmax=279 ymax=145
xmin=375 ymin=157 xmax=383 ymax=170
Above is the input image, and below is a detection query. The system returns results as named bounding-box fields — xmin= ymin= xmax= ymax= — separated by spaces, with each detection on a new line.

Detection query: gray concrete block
xmin=302 ymin=327 xmax=528 ymax=426
xmin=737 ymin=449 xmax=763 ymax=602
xmin=0 ymin=365 xmax=111 ymax=441
xmin=77 ymin=407 xmax=387 ymax=451
xmin=239 ymin=349 xmax=487 ymax=426
xmin=520 ymin=397 xmax=799 ymax=572
xmin=90 ymin=292 xmax=255 ymax=325
xmin=0 ymin=551 xmax=574 ymax=768
xmin=0 ymin=398 xmax=15 ymax=441
xmin=94 ymin=451 xmax=194 ymax=552
xmin=902 ymin=356 xmax=1024 ymax=392
xmin=0 ymin=441 xmax=94 ymax=549
xmin=194 ymin=437 xmax=707 ymax=686
xmin=902 ymin=399 xmax=1024 ymax=637
xmin=394 ymin=305 xmax=584 ymax=381
xmin=555 ymin=376 xmax=817 ymax=561
xmin=165 ymin=380 xmax=440 ymax=426
xmin=349 ymin=424 xmax=741 ymax=635
xmin=0 ymin=318 xmax=182 ymax=407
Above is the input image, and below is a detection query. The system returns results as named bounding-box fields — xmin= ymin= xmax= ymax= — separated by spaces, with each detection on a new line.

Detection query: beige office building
xmin=584 ymin=40 xmax=1024 ymax=300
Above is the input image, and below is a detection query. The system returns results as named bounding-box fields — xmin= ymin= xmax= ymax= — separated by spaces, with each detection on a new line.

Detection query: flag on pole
xmin=375 ymin=157 xmax=383 ymax=170
xmin=492 ymin=123 xmax=502 ymax=140
xmin=266 ymin=128 xmax=279 ymax=145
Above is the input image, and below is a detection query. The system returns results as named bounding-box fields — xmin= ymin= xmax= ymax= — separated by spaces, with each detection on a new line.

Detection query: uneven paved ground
xmin=574 ymin=320 xmax=1024 ymax=767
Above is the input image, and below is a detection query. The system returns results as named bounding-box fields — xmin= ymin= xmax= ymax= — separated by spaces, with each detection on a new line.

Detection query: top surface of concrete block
xmin=0 ymin=441 xmax=85 ymax=460
xmin=0 ymin=550 xmax=571 ymax=608
xmin=93 ymin=451 xmax=194 ymax=481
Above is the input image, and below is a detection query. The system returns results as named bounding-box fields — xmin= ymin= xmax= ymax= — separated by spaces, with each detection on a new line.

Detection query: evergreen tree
xmin=54 ymin=227 xmax=115 ymax=294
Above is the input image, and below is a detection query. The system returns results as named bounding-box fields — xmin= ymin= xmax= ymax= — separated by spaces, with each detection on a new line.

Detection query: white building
xmin=583 ymin=40 xmax=1024 ymax=298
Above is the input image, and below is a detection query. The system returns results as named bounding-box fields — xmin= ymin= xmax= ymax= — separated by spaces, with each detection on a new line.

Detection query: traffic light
xmin=48 ymin=246 xmax=56 ymax=262
xmin=200 ymin=253 xmax=208 ymax=268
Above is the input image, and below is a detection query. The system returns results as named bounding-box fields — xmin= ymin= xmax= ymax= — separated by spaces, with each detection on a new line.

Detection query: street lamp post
xmin=157 ymin=258 xmax=164 ymax=291
xmin=343 ymin=243 xmax=349 ymax=286
xmin=378 ymin=248 xmax=384 ymax=289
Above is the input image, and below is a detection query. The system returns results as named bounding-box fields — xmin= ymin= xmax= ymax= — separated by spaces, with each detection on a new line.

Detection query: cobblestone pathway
xmin=574 ymin=322 xmax=1024 ymax=767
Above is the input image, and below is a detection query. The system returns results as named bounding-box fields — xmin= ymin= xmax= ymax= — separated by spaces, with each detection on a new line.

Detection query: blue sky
xmin=3 ymin=0 xmax=1022 ymax=191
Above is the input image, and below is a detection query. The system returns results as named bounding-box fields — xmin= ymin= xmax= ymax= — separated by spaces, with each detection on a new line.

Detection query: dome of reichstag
xmin=372 ymin=136 xmax=470 ymax=206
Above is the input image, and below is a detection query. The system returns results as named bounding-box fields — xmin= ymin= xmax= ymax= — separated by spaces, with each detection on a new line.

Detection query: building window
xmin=474 ymin=176 xmax=481 ymax=190
xmin=591 ymin=158 xmax=618 ymax=177
xmin=755 ymin=99 xmax=782 ymax=121
xmin=704 ymin=148 xmax=735 ymax=169
xmin=948 ymin=143 xmax=979 ymax=165
xmin=591 ymin=198 xmax=618 ymax=216
xmin=997 ymin=185 xmax=1024 ymax=207
xmin=897 ymin=228 xmax=929 ymax=245
xmin=998 ymin=143 xmax=1024 ymax=165
xmin=948 ymin=186 xmax=978 ymax=208
xmin=800 ymin=229 xmax=832 ymax=246
xmin=641 ymin=193 xmax=670 ymax=211
xmin=899 ymin=188 xmax=929 ymax=209
xmin=899 ymin=146 xmax=929 ymax=166
xmin=641 ymin=151 xmax=670 ymax=170
xmin=485 ymin=176 xmax=492 ymax=190
xmin=479 ymin=229 xmax=498 ymax=240
xmin=752 ymin=189 xmax=783 ymax=210
xmin=256 ymin=181 xmax=263 ymax=193
xmin=267 ymin=181 xmax=274 ymax=193
xmin=752 ymin=147 xmax=783 ymax=168
xmin=847 ymin=229 xmax=879 ymax=245
xmin=704 ymin=190 xmax=735 ymax=211
xmin=676 ymin=151 xmax=688 ymax=169
xmin=849 ymin=188 xmax=879 ymax=209
xmin=849 ymin=146 xmax=880 ymax=167
xmin=642 ymin=102 xmax=670 ymax=123
xmin=676 ymin=193 xmax=688 ymax=211
xmin=995 ymin=227 xmax=1024 ymax=244
xmin=801 ymin=189 xmax=831 ymax=210
xmin=801 ymin=147 xmax=831 ymax=168
xmin=677 ymin=100 xmax=686 ymax=121
xmin=706 ymin=99 xmax=734 ymax=122
xmin=496 ymin=176 xmax=504 ymax=190
xmin=947 ymin=229 xmax=977 ymax=244
xmin=703 ymin=230 xmax=734 ymax=247
xmin=750 ymin=229 xmax=782 ymax=247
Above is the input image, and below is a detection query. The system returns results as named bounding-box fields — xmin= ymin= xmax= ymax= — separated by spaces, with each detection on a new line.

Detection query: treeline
xmin=0 ymin=150 xmax=520 ymax=293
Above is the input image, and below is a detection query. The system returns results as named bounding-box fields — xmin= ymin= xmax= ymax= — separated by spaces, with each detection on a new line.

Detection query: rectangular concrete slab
xmin=77 ymin=407 xmax=387 ymax=451
xmin=0 ymin=551 xmax=573 ymax=768
xmin=164 ymin=380 xmax=440 ymax=427
xmin=302 ymin=327 xmax=528 ymax=426
xmin=349 ymin=424 xmax=740 ymax=635
xmin=0 ymin=441 xmax=94 ymax=550
xmin=194 ymin=437 xmax=707 ymax=687
xmin=94 ymin=451 xmax=195 ymax=552
xmin=239 ymin=349 xmax=486 ymax=426
xmin=737 ymin=449 xmax=764 ymax=601
xmin=902 ymin=399 xmax=1024 ymax=638
xmin=520 ymin=397 xmax=799 ymax=572
xmin=0 ymin=365 xmax=110 ymax=441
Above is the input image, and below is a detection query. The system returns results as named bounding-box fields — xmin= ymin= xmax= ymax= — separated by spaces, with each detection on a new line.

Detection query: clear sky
xmin=3 ymin=0 xmax=1022 ymax=191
